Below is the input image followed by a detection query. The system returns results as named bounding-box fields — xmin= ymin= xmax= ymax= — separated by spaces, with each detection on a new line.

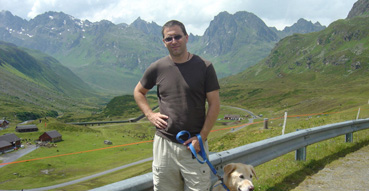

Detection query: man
xmin=133 ymin=20 xmax=220 ymax=191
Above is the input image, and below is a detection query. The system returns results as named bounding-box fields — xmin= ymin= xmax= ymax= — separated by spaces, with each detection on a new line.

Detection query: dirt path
xmin=291 ymin=144 xmax=369 ymax=191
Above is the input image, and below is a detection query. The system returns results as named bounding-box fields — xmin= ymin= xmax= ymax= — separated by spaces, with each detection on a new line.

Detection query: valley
xmin=0 ymin=0 xmax=368 ymax=190
xmin=0 ymin=104 xmax=368 ymax=190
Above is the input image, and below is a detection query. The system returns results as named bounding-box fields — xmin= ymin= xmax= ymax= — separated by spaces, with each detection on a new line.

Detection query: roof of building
xmin=44 ymin=130 xmax=62 ymax=138
xmin=0 ymin=133 xmax=21 ymax=142
xmin=0 ymin=140 xmax=12 ymax=148
xmin=15 ymin=125 xmax=38 ymax=130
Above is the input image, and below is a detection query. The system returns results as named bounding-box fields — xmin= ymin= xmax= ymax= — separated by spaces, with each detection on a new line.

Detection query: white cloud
xmin=0 ymin=0 xmax=357 ymax=35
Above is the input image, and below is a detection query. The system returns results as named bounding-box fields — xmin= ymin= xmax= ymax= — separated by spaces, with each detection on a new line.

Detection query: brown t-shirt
xmin=140 ymin=55 xmax=220 ymax=142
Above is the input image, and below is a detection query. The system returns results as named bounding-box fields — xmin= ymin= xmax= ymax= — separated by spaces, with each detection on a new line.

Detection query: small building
xmin=0 ymin=120 xmax=10 ymax=129
xmin=224 ymin=114 xmax=242 ymax=121
xmin=0 ymin=140 xmax=13 ymax=153
xmin=15 ymin=125 xmax=38 ymax=133
xmin=0 ymin=133 xmax=21 ymax=153
xmin=39 ymin=130 xmax=62 ymax=143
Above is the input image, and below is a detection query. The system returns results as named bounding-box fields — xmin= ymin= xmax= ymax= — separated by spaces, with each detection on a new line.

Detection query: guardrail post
xmin=295 ymin=129 xmax=306 ymax=161
xmin=295 ymin=146 xmax=306 ymax=161
xmin=345 ymin=132 xmax=353 ymax=143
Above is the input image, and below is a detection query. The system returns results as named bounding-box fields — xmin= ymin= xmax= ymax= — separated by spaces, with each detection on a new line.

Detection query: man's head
xmin=161 ymin=20 xmax=189 ymax=60
xmin=161 ymin=20 xmax=188 ymax=38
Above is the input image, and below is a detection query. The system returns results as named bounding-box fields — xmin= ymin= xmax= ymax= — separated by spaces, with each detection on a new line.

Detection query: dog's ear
xmin=248 ymin=165 xmax=258 ymax=180
xmin=223 ymin=163 xmax=237 ymax=175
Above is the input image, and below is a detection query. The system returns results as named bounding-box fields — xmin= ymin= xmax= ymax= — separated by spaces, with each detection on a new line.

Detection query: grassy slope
xmin=0 ymin=120 xmax=155 ymax=189
xmin=0 ymin=105 xmax=368 ymax=190
xmin=0 ymin=41 xmax=101 ymax=121
xmin=220 ymin=17 xmax=369 ymax=117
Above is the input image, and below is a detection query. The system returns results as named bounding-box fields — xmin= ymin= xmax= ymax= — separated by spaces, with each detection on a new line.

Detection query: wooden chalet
xmin=15 ymin=125 xmax=38 ymax=133
xmin=39 ymin=130 xmax=62 ymax=143
xmin=0 ymin=140 xmax=13 ymax=153
xmin=0 ymin=133 xmax=21 ymax=153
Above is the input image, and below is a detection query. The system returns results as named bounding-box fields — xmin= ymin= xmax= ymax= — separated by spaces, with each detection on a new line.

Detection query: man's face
xmin=162 ymin=25 xmax=188 ymax=57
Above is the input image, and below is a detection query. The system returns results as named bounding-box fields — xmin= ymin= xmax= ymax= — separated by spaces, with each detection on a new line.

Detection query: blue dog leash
xmin=176 ymin=130 xmax=229 ymax=191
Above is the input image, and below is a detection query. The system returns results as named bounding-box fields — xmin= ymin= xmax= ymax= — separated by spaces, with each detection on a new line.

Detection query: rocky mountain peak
xmin=283 ymin=18 xmax=326 ymax=35
xmin=0 ymin=10 xmax=27 ymax=30
xmin=130 ymin=17 xmax=161 ymax=36
xmin=202 ymin=11 xmax=278 ymax=56
xmin=347 ymin=0 xmax=369 ymax=19
xmin=28 ymin=11 xmax=89 ymax=30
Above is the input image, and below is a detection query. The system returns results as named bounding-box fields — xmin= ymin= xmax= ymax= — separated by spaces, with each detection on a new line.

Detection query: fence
xmin=68 ymin=106 xmax=159 ymax=126
xmin=91 ymin=118 xmax=369 ymax=191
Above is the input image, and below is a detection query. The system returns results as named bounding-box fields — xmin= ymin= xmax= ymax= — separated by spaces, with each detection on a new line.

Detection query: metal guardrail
xmin=68 ymin=106 xmax=159 ymax=126
xmin=90 ymin=118 xmax=369 ymax=191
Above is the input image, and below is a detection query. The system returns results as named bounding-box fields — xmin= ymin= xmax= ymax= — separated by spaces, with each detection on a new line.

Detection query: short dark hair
xmin=162 ymin=20 xmax=188 ymax=38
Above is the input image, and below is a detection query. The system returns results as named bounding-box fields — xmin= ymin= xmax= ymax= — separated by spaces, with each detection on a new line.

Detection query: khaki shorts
xmin=153 ymin=134 xmax=211 ymax=191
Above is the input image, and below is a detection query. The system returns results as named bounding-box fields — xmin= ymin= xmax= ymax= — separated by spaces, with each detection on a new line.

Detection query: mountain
xmin=0 ymin=11 xmax=167 ymax=94
xmin=347 ymin=0 xmax=369 ymax=19
xmin=0 ymin=10 xmax=326 ymax=94
xmin=189 ymin=11 xmax=277 ymax=78
xmin=219 ymin=14 xmax=369 ymax=116
xmin=0 ymin=41 xmax=98 ymax=118
xmin=201 ymin=11 xmax=278 ymax=56
xmin=190 ymin=12 xmax=326 ymax=78
xmin=280 ymin=18 xmax=326 ymax=37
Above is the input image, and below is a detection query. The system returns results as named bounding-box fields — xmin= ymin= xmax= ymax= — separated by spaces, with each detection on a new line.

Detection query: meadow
xmin=0 ymin=103 xmax=368 ymax=190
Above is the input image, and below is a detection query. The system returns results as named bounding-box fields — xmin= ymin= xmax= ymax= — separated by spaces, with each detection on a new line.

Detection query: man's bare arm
xmin=133 ymin=82 xmax=168 ymax=128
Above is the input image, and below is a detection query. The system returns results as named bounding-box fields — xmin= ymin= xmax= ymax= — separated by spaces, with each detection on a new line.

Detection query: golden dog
xmin=212 ymin=163 xmax=257 ymax=191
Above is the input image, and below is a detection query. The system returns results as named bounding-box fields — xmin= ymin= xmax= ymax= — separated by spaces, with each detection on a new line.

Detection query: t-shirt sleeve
xmin=205 ymin=63 xmax=220 ymax=93
xmin=140 ymin=63 xmax=157 ymax=90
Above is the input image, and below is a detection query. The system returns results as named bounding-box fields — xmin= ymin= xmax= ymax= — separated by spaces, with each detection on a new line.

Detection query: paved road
xmin=0 ymin=145 xmax=37 ymax=169
xmin=222 ymin=105 xmax=259 ymax=132
xmin=222 ymin=105 xmax=260 ymax=119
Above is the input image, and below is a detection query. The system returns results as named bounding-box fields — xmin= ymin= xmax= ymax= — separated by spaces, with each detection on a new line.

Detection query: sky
xmin=0 ymin=0 xmax=358 ymax=35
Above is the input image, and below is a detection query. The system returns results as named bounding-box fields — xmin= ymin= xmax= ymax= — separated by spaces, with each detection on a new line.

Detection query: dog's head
xmin=223 ymin=163 xmax=257 ymax=191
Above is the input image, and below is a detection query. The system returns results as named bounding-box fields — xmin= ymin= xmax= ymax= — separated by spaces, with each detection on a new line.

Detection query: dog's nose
xmin=249 ymin=185 xmax=254 ymax=191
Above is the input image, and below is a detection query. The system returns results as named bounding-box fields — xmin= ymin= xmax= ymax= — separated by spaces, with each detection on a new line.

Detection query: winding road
xmin=0 ymin=146 xmax=152 ymax=191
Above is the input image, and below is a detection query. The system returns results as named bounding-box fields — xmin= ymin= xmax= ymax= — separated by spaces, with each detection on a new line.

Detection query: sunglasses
xmin=164 ymin=35 xmax=183 ymax=43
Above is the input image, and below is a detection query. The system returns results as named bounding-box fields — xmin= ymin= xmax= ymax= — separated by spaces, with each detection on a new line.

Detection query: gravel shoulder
xmin=291 ymin=144 xmax=369 ymax=191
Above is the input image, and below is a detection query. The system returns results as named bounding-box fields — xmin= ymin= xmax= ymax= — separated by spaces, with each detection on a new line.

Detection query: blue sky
xmin=0 ymin=0 xmax=358 ymax=35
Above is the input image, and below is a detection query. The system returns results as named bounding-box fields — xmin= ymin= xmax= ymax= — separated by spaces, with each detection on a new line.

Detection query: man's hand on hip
xmin=147 ymin=112 xmax=168 ymax=129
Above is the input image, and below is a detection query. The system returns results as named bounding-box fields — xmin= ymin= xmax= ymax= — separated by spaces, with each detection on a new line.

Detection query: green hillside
xmin=0 ymin=41 xmax=100 ymax=121
xmin=102 ymin=93 xmax=157 ymax=119
xmin=52 ymin=21 xmax=166 ymax=94
xmin=220 ymin=16 xmax=369 ymax=116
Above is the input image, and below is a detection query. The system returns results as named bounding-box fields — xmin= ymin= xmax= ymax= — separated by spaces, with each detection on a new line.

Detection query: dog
xmin=212 ymin=163 xmax=257 ymax=191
